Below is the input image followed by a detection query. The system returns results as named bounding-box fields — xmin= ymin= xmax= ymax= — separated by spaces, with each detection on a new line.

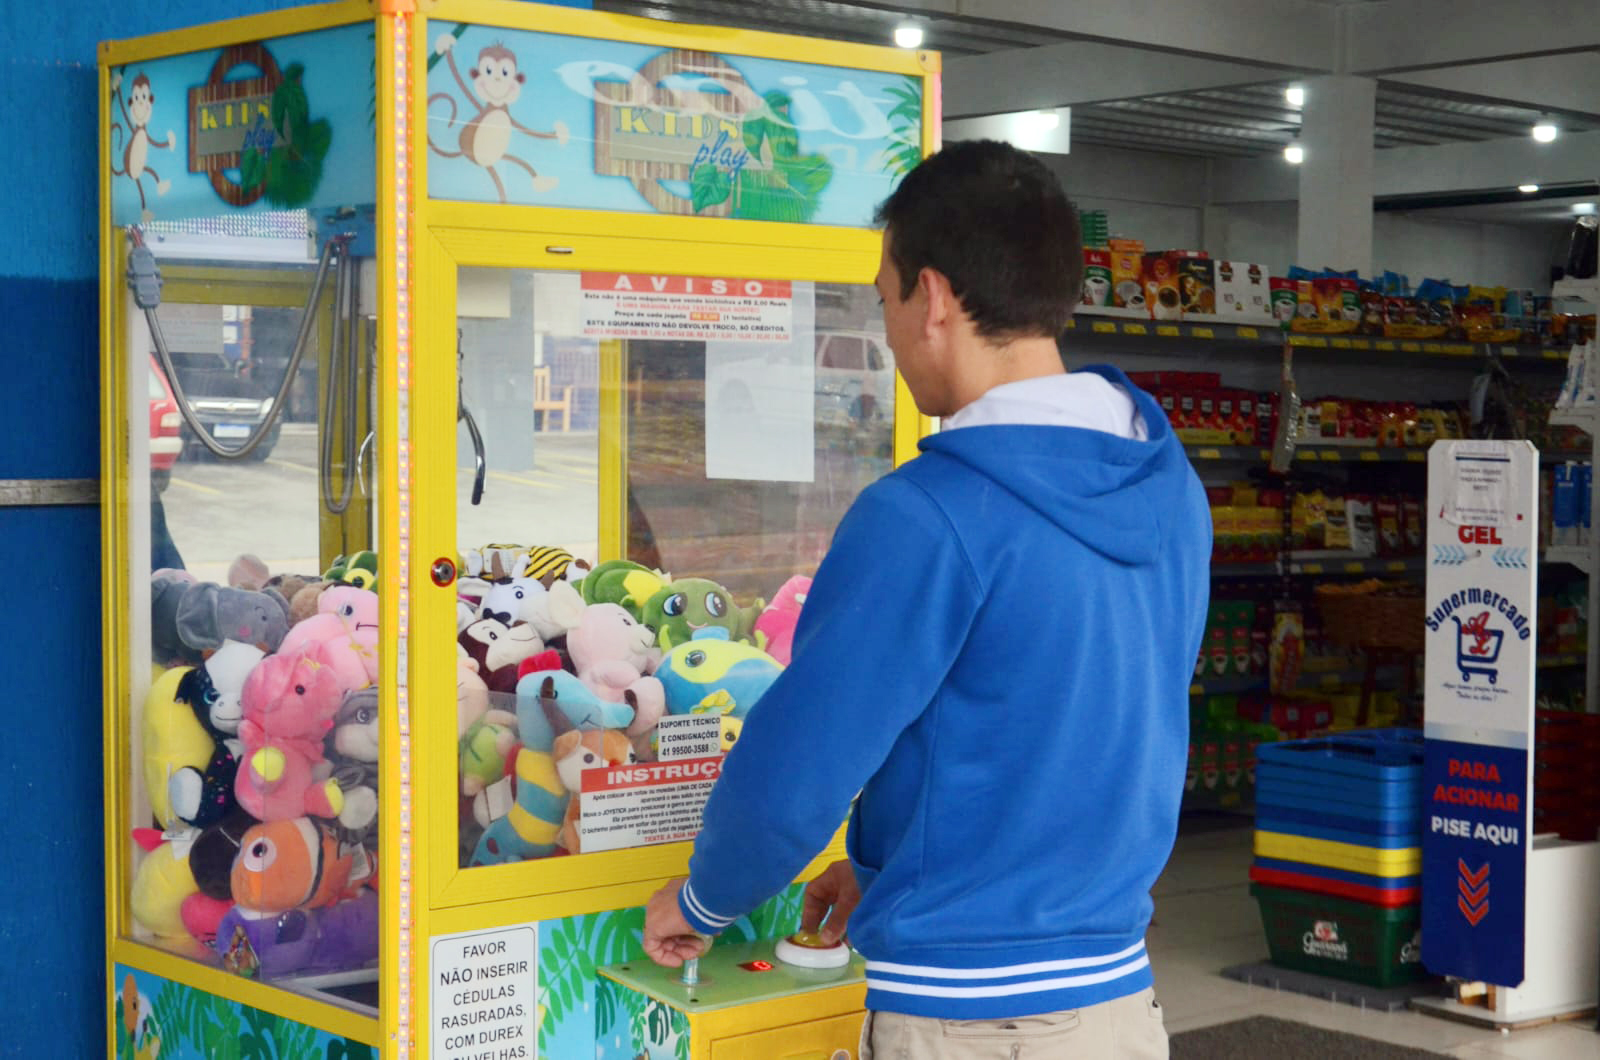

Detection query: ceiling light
xmin=1029 ymin=110 xmax=1060 ymax=132
xmin=894 ymin=23 xmax=923 ymax=49
xmin=1532 ymin=121 xmax=1559 ymax=143
xmin=1518 ymin=184 xmax=1540 ymax=193
xmin=1285 ymin=85 xmax=1305 ymax=108
xmin=1284 ymin=143 xmax=1305 ymax=165
xmin=1575 ymin=203 xmax=1598 ymax=215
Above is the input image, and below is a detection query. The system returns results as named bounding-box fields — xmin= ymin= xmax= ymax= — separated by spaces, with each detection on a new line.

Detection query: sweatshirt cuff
xmin=678 ymin=880 xmax=739 ymax=936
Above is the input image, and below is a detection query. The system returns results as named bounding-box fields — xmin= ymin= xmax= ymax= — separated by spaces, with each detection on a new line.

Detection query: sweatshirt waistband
xmin=863 ymin=940 xmax=1151 ymax=1018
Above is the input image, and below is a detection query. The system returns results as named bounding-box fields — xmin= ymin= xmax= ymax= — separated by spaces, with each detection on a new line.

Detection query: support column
xmin=1296 ymin=76 xmax=1376 ymax=274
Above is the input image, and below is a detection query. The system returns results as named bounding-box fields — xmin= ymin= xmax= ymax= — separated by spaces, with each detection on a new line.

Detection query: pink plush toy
xmin=277 ymin=586 xmax=380 ymax=691
xmin=547 ymin=581 xmax=666 ymax=743
xmin=236 ymin=642 xmax=347 ymax=822
xmin=754 ymin=575 xmax=811 ymax=666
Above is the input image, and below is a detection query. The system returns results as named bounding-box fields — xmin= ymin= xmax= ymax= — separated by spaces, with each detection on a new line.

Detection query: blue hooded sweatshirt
xmin=679 ymin=365 xmax=1212 ymax=1019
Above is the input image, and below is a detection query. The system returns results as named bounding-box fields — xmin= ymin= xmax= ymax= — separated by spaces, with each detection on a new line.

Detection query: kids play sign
xmin=1421 ymin=440 xmax=1537 ymax=986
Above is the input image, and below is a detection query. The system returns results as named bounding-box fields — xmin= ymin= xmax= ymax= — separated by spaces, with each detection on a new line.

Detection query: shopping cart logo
xmin=1452 ymin=612 xmax=1503 ymax=684
xmin=1491 ymin=548 xmax=1528 ymax=569
xmin=1458 ymin=860 xmax=1490 ymax=926
xmin=1432 ymin=545 xmax=1469 ymax=566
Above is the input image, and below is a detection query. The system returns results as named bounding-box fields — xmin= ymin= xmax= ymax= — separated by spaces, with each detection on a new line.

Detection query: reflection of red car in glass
xmin=149 ymin=356 xmax=182 ymax=491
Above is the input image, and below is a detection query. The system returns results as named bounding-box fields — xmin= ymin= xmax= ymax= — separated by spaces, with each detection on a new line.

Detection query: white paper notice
xmin=580 ymin=272 xmax=793 ymax=342
xmin=654 ymin=714 xmax=724 ymax=760
xmin=578 ymin=756 xmax=724 ymax=853
xmin=1443 ymin=441 xmax=1515 ymax=527
xmin=432 ymin=926 xmax=537 ymax=1060
xmin=705 ymin=281 xmax=817 ymax=482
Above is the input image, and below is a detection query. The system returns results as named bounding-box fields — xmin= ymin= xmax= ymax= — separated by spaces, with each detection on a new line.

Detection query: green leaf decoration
xmin=327 ymin=1039 xmax=376 ymax=1060
xmin=595 ymin=974 xmax=618 ymax=1033
xmin=252 ymin=62 xmax=332 ymax=208
xmin=272 ymin=63 xmax=311 ymax=141
xmin=882 ymin=77 xmax=924 ymax=178
xmin=731 ymin=91 xmax=834 ymax=223
xmin=240 ymin=147 xmax=266 ymax=191
xmin=690 ymin=163 xmax=732 ymax=214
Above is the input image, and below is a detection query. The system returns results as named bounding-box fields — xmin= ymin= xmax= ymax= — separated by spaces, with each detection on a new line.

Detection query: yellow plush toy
xmin=142 ymin=665 xmax=214 ymax=828
xmin=128 ymin=829 xmax=204 ymax=956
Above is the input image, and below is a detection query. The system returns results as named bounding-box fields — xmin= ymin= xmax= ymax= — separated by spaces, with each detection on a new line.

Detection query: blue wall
xmin=1 ymin=1 xmax=587 ymax=1053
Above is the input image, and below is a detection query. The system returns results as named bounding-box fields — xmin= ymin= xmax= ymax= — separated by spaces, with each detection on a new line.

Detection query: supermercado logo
xmin=1303 ymin=921 xmax=1349 ymax=961
xmin=1424 ymin=588 xmax=1531 ymax=640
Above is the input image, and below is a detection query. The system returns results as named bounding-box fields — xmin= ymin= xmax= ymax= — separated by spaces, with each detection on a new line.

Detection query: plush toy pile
xmin=453 ymin=547 xmax=809 ymax=866
xmin=131 ymin=544 xmax=814 ymax=974
xmin=132 ymin=553 xmax=383 ymax=979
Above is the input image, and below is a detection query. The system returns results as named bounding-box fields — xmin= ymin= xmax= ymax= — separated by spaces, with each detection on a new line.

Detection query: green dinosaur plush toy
xmin=642 ymin=577 xmax=765 ymax=650
xmin=324 ymin=550 xmax=379 ymax=591
xmin=579 ymin=559 xmax=668 ymax=622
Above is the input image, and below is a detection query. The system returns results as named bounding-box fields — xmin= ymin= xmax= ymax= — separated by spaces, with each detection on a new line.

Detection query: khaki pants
xmin=860 ymin=988 xmax=1167 ymax=1059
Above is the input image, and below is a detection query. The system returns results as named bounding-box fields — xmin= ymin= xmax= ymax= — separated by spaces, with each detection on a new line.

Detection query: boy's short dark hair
xmin=875 ymin=139 xmax=1083 ymax=340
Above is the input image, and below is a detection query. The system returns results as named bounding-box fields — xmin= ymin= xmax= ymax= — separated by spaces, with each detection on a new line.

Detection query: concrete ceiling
xmin=596 ymin=0 xmax=1600 ymax=222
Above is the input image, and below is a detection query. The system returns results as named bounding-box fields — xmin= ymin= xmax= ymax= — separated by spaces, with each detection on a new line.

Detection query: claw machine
xmin=100 ymin=2 xmax=937 ymax=1056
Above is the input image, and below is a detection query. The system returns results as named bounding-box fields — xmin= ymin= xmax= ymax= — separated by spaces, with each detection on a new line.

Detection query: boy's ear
xmin=919 ymin=266 xmax=954 ymax=333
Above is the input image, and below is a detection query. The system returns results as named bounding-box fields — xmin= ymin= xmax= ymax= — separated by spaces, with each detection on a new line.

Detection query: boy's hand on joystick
xmin=643 ymin=879 xmax=712 ymax=969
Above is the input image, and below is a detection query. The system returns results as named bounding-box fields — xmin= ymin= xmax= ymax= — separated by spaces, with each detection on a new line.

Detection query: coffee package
xmin=1216 ymin=261 xmax=1271 ymax=321
xmin=1082 ymin=249 xmax=1113 ymax=308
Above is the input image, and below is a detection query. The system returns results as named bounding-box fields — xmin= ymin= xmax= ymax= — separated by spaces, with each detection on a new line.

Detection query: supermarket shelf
xmin=1191 ymin=665 xmax=1405 ymax=697
xmin=1186 ymin=445 xmax=1272 ymax=463
xmin=1212 ymin=555 xmax=1425 ymax=578
xmin=1543 ymin=546 xmax=1595 ymax=574
xmin=1550 ymin=406 xmax=1600 ymax=434
xmin=1069 ymin=313 xmax=1278 ymax=345
xmin=1542 ymin=450 xmax=1593 ymax=464
xmin=1290 ymin=554 xmax=1424 ymax=576
xmin=1538 ymin=654 xmax=1586 ymax=670
xmin=1551 ymin=277 xmax=1600 ymax=305
xmin=1185 ymin=443 xmax=1428 ymax=464
xmin=1066 ymin=311 xmax=1565 ymax=362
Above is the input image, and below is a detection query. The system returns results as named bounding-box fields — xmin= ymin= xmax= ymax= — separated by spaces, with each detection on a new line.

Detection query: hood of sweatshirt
xmin=918 ymin=364 xmax=1188 ymax=566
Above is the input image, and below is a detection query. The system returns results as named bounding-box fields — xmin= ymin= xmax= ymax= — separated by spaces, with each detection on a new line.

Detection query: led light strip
xmin=392 ymin=11 xmax=414 ymax=1058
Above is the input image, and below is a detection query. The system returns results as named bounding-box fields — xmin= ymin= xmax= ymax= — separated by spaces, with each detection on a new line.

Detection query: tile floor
xmin=1150 ymin=819 xmax=1600 ymax=1057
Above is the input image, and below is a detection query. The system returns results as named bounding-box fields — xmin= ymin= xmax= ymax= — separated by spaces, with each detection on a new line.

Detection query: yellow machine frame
xmin=100 ymin=1 xmax=938 ymax=1054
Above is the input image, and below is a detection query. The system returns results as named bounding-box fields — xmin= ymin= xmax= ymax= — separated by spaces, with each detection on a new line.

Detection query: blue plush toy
xmin=470 ymin=657 xmax=635 ymax=866
xmin=656 ymin=628 xmax=784 ymax=720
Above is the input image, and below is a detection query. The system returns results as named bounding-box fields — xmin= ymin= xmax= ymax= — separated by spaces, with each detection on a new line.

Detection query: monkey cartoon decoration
xmin=110 ymin=70 xmax=176 ymax=222
xmin=428 ymin=35 xmax=569 ymax=202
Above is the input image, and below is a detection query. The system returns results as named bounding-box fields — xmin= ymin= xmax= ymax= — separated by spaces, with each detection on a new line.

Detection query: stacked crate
xmin=1249 ymin=729 xmax=1429 ymax=987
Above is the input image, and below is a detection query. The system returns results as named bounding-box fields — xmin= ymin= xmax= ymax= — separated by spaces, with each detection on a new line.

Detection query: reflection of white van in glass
xmin=813 ymin=330 xmax=893 ymax=427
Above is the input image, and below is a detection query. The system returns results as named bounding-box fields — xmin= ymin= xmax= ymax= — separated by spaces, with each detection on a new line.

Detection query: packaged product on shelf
xmin=1216 ymin=261 xmax=1271 ymax=320
xmin=1376 ymin=496 xmax=1403 ymax=556
xmin=1255 ymin=391 xmax=1279 ymax=446
xmin=1234 ymin=393 xmax=1259 ymax=445
xmin=1574 ymin=464 xmax=1587 ymax=547
xmin=1270 ymin=277 xmax=1297 ymax=325
xmin=1144 ymin=252 xmax=1183 ymax=320
xmin=1268 ymin=606 xmax=1305 ymax=696
xmin=1359 ymin=284 xmax=1387 ymax=335
xmin=1323 ymin=496 xmax=1352 ymax=550
xmin=1178 ymin=256 xmax=1216 ymax=316
xmin=1402 ymin=497 xmax=1424 ymax=552
xmin=1110 ymin=237 xmax=1146 ymax=309
xmin=1207 ymin=602 xmax=1231 ymax=675
xmin=1081 ymin=248 xmax=1112 ymax=307
xmin=1348 ymin=496 xmax=1376 ymax=556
